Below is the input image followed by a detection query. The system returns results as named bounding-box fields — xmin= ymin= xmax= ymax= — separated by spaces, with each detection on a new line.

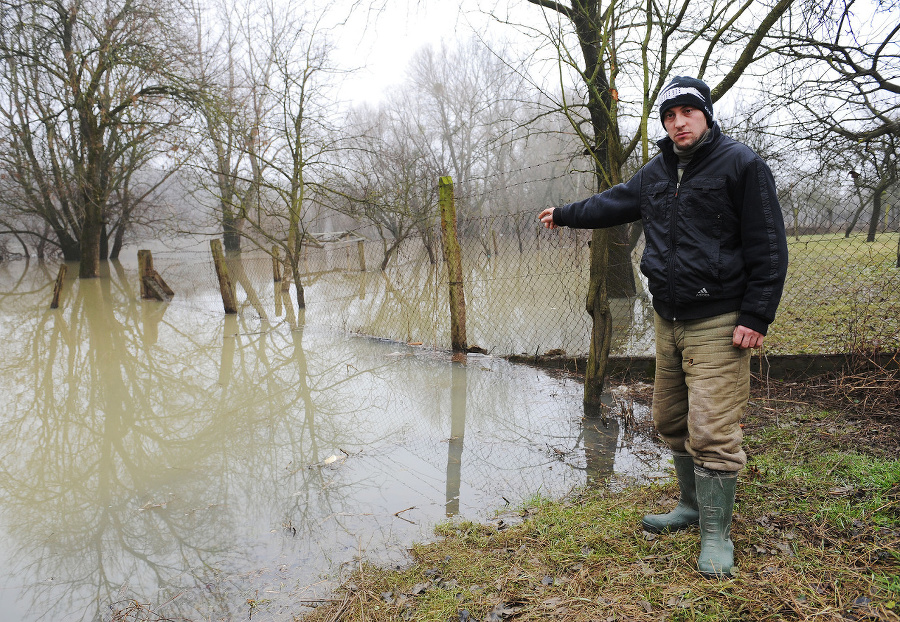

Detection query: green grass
xmin=767 ymin=232 xmax=900 ymax=355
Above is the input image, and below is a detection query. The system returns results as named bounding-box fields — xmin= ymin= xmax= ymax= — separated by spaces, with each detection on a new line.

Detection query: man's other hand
xmin=733 ymin=325 xmax=764 ymax=349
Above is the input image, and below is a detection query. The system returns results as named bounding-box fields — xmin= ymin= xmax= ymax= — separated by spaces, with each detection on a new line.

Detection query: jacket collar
xmin=657 ymin=122 xmax=722 ymax=162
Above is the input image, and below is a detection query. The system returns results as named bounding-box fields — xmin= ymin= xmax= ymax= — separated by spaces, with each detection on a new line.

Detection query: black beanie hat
xmin=658 ymin=76 xmax=713 ymax=128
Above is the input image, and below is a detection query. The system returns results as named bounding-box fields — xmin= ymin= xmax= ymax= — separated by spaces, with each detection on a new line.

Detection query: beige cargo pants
xmin=652 ymin=311 xmax=750 ymax=472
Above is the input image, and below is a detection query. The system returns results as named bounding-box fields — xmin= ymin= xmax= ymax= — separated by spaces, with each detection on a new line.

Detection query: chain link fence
xmin=151 ymin=197 xmax=900 ymax=359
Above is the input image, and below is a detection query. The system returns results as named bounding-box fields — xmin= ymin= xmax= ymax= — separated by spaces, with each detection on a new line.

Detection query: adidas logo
xmin=696 ymin=288 xmax=710 ymax=297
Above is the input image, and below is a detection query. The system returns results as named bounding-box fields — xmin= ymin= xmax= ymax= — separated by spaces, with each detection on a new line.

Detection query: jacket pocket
xmin=676 ymin=177 xmax=727 ymax=287
xmin=640 ymin=181 xmax=671 ymax=222
xmin=639 ymin=181 xmax=671 ymax=294
xmin=681 ymin=176 xmax=727 ymax=222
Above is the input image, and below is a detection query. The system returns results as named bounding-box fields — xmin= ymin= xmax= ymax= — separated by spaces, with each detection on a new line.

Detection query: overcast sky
xmin=328 ymin=2 xmax=477 ymax=104
xmin=325 ymin=1 xmax=547 ymax=106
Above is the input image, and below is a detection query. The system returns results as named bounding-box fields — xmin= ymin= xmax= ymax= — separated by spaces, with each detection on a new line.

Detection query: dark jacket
xmin=554 ymin=123 xmax=788 ymax=335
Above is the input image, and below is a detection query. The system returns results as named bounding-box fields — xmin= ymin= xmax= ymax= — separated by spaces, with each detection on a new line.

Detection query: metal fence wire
xmin=152 ymin=196 xmax=900 ymax=358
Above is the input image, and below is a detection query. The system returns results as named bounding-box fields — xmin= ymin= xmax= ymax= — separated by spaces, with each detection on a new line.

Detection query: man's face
xmin=663 ymin=104 xmax=708 ymax=149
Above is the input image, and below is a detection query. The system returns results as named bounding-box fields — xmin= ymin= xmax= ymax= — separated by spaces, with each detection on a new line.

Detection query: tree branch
xmin=711 ymin=0 xmax=793 ymax=101
xmin=525 ymin=0 xmax=573 ymax=21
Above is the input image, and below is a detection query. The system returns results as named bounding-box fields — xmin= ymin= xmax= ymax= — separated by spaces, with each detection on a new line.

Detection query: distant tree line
xmin=0 ymin=0 xmax=897 ymax=291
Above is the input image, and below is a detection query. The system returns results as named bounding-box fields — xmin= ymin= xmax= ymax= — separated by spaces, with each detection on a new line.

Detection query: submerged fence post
xmin=439 ymin=176 xmax=467 ymax=352
xmin=210 ymin=239 xmax=237 ymax=314
xmin=357 ymin=239 xmax=366 ymax=272
xmin=138 ymin=250 xmax=153 ymax=299
xmin=138 ymin=249 xmax=174 ymax=301
xmin=50 ymin=264 xmax=67 ymax=309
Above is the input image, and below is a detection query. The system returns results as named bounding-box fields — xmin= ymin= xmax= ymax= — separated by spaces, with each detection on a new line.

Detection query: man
xmin=538 ymin=76 xmax=788 ymax=578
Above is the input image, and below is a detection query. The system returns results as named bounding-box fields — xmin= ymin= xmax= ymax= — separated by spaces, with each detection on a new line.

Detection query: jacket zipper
xmin=668 ymin=178 xmax=680 ymax=321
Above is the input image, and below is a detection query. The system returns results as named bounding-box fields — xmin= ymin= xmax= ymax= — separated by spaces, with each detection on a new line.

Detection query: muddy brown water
xmin=0 ymin=256 xmax=666 ymax=621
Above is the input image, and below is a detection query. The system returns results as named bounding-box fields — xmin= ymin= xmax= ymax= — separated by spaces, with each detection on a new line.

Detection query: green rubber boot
xmin=642 ymin=452 xmax=699 ymax=534
xmin=695 ymin=466 xmax=738 ymax=578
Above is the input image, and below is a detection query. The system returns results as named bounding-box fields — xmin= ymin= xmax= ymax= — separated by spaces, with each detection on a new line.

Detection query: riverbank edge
xmin=506 ymin=351 xmax=900 ymax=382
xmin=297 ymin=374 xmax=899 ymax=622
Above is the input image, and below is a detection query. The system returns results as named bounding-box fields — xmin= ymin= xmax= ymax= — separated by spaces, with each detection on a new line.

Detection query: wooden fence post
xmin=138 ymin=250 xmax=153 ymax=299
xmin=210 ymin=240 xmax=237 ymax=314
xmin=439 ymin=176 xmax=467 ymax=352
xmin=138 ymin=249 xmax=174 ymax=301
xmin=50 ymin=264 xmax=67 ymax=309
xmin=357 ymin=239 xmax=366 ymax=272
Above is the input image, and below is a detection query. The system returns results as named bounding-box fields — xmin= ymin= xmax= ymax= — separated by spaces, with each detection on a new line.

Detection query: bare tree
xmin=0 ymin=0 xmax=196 ymax=277
xmin=337 ymin=105 xmax=438 ymax=270
xmin=843 ymin=136 xmax=899 ymax=241
xmin=334 ymin=38 xmax=552 ymax=270
xmin=186 ymin=0 xmax=275 ymax=252
xmin=228 ymin=1 xmax=343 ymax=309
xmin=766 ymin=0 xmax=899 ymax=246
xmin=501 ymin=0 xmax=797 ymax=403
xmin=105 ymin=125 xmax=188 ymax=259
xmin=398 ymin=40 xmax=535 ymax=224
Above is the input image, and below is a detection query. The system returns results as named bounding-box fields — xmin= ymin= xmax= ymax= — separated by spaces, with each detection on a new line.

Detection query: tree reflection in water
xmin=0 ymin=257 xmax=665 ymax=621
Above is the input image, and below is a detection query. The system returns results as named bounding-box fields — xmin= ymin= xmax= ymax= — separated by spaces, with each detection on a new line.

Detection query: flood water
xmin=0 ymin=256 xmax=666 ymax=622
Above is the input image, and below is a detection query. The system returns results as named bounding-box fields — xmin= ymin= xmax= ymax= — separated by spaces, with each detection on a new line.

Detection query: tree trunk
xmin=292 ymin=265 xmax=306 ymax=309
xmin=56 ymin=227 xmax=81 ymax=261
xmin=608 ymin=225 xmax=636 ymax=297
xmin=380 ymin=243 xmax=400 ymax=271
xmin=584 ymin=229 xmax=613 ymax=406
xmin=566 ymin=2 xmax=627 ymax=401
xmin=866 ymin=191 xmax=882 ymax=242
xmin=223 ymin=213 xmax=243 ymax=252
xmin=110 ymin=222 xmax=126 ymax=260
xmin=79 ymin=208 xmax=102 ymax=278
xmin=866 ymin=180 xmax=891 ymax=243
xmin=845 ymin=181 xmax=867 ymax=237
xmin=287 ymin=231 xmax=306 ymax=310
xmin=77 ymin=117 xmax=107 ymax=278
